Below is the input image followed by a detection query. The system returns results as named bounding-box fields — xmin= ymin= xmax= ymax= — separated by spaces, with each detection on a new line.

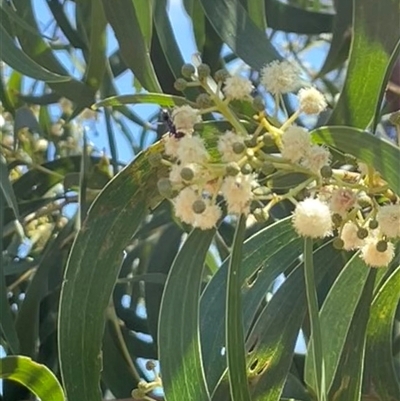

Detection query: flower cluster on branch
xmin=152 ymin=60 xmax=399 ymax=268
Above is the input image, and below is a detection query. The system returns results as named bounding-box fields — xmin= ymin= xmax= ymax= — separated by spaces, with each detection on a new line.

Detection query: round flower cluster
xmin=152 ymin=60 xmax=399 ymax=268
xmin=293 ymin=195 xmax=399 ymax=268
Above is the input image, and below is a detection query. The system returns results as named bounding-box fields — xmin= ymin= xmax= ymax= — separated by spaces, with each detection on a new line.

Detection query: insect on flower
xmin=161 ymin=109 xmax=185 ymax=139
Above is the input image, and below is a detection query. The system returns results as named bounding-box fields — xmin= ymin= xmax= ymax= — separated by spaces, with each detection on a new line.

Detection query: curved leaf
xmin=0 ymin=191 xmax=20 ymax=355
xmin=0 ymin=356 xmax=65 ymax=401
xmin=12 ymin=0 xmax=96 ymax=107
xmin=327 ymin=269 xmax=376 ymax=401
xmin=363 ymin=264 xmax=400 ymax=401
xmin=305 ymin=254 xmax=370 ymax=394
xmin=101 ymin=0 xmax=161 ymax=92
xmin=0 ymin=24 xmax=69 ymax=83
xmin=200 ymin=217 xmax=302 ymax=394
xmin=58 ymin=142 xmax=166 ymax=401
xmin=158 ymin=228 xmax=215 ymax=401
xmin=1 ymin=156 xmax=19 ymax=220
xmin=94 ymin=93 xmax=196 ymax=110
xmin=317 ymin=0 xmax=352 ymax=77
xmin=200 ymin=0 xmax=281 ymax=70
xmin=225 ymin=216 xmax=251 ymax=401
xmin=248 ymin=242 xmax=345 ymax=401
xmin=82 ymin=0 xmax=107 ymax=91
xmin=311 ymin=126 xmax=400 ymax=195
xmin=265 ymin=0 xmax=333 ymax=34
xmin=328 ymin=0 xmax=400 ymax=128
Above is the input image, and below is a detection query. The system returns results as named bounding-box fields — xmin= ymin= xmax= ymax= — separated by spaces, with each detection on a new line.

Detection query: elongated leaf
xmin=328 ymin=0 xmax=400 ymax=127
xmin=311 ymin=126 xmax=400 ymax=195
xmin=226 ymin=216 xmax=251 ymax=401
xmin=1 ymin=156 xmax=19 ymax=220
xmin=11 ymin=0 xmax=96 ymax=106
xmin=0 ymin=0 xmax=52 ymax=40
xmin=83 ymin=0 xmax=107 ymax=90
xmin=200 ymin=0 xmax=281 ymax=70
xmin=0 ymin=356 xmax=64 ymax=401
xmin=101 ymin=0 xmax=161 ymax=92
xmin=363 ymin=265 xmax=400 ymax=401
xmin=0 ymin=191 xmax=20 ymax=355
xmin=94 ymin=93 xmax=196 ymax=109
xmin=0 ymin=24 xmax=69 ymax=82
xmin=305 ymin=254 xmax=370 ymax=394
xmin=327 ymin=269 xmax=376 ymax=401
xmin=15 ymin=220 xmax=75 ymax=358
xmin=200 ymin=217 xmax=302 ymax=394
xmin=317 ymin=0 xmax=352 ymax=77
xmin=159 ymin=229 xmax=214 ymax=401
xmin=101 ymin=318 xmax=139 ymax=398
xmin=132 ymin=0 xmax=153 ymax=49
xmin=152 ymin=0 xmax=184 ymax=79
xmin=247 ymin=0 xmax=266 ymax=31
xmin=247 ymin=242 xmax=345 ymax=401
xmin=145 ymin=223 xmax=183 ymax=345
xmin=183 ymin=0 xmax=206 ymax=50
xmin=58 ymin=142 xmax=166 ymax=401
xmin=265 ymin=0 xmax=333 ymax=34
xmin=47 ymin=0 xmax=87 ymax=50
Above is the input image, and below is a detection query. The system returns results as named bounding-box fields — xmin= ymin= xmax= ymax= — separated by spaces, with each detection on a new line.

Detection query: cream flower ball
xmin=292 ymin=198 xmax=333 ymax=238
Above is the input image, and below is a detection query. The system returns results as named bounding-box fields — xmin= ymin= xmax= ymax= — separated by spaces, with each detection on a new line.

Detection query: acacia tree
xmin=0 ymin=1 xmax=399 ymax=401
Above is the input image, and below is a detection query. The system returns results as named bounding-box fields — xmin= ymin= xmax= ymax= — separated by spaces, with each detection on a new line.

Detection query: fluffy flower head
xmin=340 ymin=221 xmax=364 ymax=250
xmin=171 ymin=105 xmax=201 ymax=134
xmin=301 ymin=145 xmax=331 ymax=174
xmin=176 ymin=135 xmax=210 ymax=165
xmin=163 ymin=135 xmax=180 ymax=158
xmin=223 ymin=75 xmax=253 ymax=100
xmin=361 ymin=239 xmax=395 ymax=268
xmin=376 ymin=204 xmax=400 ymax=238
xmin=260 ymin=60 xmax=300 ymax=95
xmin=173 ymin=187 xmax=198 ymax=225
xmin=292 ymin=198 xmax=333 ymax=238
xmin=194 ymin=201 xmax=222 ymax=230
xmin=281 ymin=126 xmax=311 ymax=163
xmin=221 ymin=174 xmax=255 ymax=215
xmin=330 ymin=188 xmax=357 ymax=216
xmin=298 ymin=87 xmax=327 ymax=115
xmin=217 ymin=130 xmax=245 ymax=162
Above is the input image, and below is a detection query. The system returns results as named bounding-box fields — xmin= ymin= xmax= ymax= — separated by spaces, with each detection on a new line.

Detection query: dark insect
xmin=161 ymin=109 xmax=185 ymax=139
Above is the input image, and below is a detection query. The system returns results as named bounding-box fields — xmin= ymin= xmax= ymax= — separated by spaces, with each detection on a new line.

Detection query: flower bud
xmin=241 ymin=163 xmax=252 ymax=175
xmin=320 ymin=165 xmax=332 ymax=178
xmin=368 ymin=219 xmax=379 ymax=229
xmin=232 ymin=141 xmax=245 ymax=154
xmin=261 ymin=162 xmax=275 ymax=176
xmin=253 ymin=208 xmax=269 ymax=222
xmin=157 ymin=178 xmax=173 ymax=198
xmin=331 ymin=213 xmax=342 ymax=226
xmin=196 ymin=93 xmax=212 ymax=108
xmin=174 ymin=78 xmax=188 ymax=91
xmin=252 ymin=186 xmax=271 ymax=196
xmin=244 ymin=137 xmax=257 ymax=147
xmin=197 ymin=63 xmax=211 ymax=79
xmin=192 ymin=199 xmax=206 ymax=214
xmin=214 ymin=69 xmax=230 ymax=82
xmin=180 ymin=166 xmax=194 ymax=181
xmin=357 ymin=227 xmax=369 ymax=239
xmin=225 ymin=162 xmax=240 ymax=176
xmin=376 ymin=240 xmax=388 ymax=252
xmin=181 ymin=63 xmax=195 ymax=78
